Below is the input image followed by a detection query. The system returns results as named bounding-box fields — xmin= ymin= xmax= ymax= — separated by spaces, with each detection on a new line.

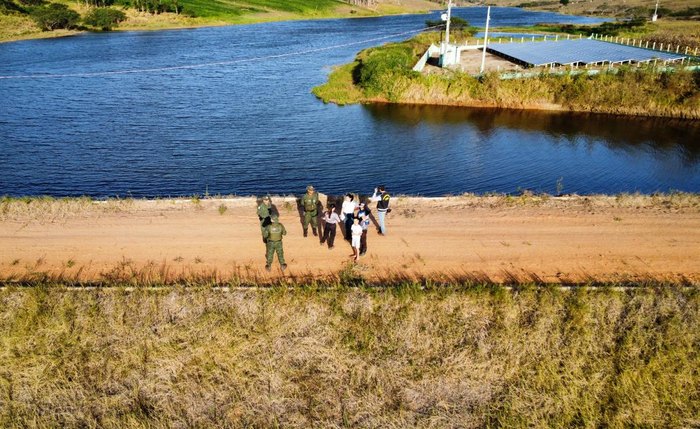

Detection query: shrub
xmin=356 ymin=44 xmax=417 ymax=98
xmin=83 ymin=7 xmax=126 ymax=30
xmin=30 ymin=3 xmax=80 ymax=31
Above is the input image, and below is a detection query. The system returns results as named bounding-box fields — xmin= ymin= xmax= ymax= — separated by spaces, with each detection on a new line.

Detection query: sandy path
xmin=1 ymin=195 xmax=699 ymax=284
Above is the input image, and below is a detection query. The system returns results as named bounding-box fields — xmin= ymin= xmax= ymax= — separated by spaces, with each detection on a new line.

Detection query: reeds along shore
xmin=0 ymin=285 xmax=698 ymax=428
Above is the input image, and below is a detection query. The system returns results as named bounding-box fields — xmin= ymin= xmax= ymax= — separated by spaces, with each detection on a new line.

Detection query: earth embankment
xmin=1 ymin=194 xmax=698 ymax=285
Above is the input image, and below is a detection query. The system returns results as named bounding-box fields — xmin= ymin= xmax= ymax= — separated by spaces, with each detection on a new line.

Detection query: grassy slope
xmin=462 ymin=0 xmax=700 ymax=17
xmin=0 ymin=285 xmax=698 ymax=427
xmin=0 ymin=0 xmax=437 ymax=42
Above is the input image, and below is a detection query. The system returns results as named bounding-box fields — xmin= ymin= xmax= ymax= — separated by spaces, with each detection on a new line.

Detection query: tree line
xmin=0 ymin=0 xmax=188 ymax=33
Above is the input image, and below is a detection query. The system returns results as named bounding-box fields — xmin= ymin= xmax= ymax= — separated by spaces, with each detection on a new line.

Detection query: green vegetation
xmin=0 ymin=0 xmax=351 ymax=41
xmin=313 ymin=30 xmax=700 ymax=119
xmin=30 ymin=2 xmax=80 ymax=30
xmin=669 ymin=7 xmax=700 ymax=18
xmin=83 ymin=7 xmax=126 ymax=30
xmin=534 ymin=17 xmax=647 ymax=37
xmin=0 ymin=284 xmax=698 ymax=427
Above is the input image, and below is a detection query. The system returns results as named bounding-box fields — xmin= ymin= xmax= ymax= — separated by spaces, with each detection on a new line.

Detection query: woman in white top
xmin=341 ymin=193 xmax=356 ymax=241
xmin=350 ymin=218 xmax=363 ymax=262
xmin=321 ymin=203 xmax=341 ymax=249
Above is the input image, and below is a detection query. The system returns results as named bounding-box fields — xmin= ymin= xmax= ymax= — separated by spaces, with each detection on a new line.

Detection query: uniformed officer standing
xmin=257 ymin=196 xmax=272 ymax=242
xmin=301 ymin=185 xmax=320 ymax=237
xmin=263 ymin=215 xmax=287 ymax=271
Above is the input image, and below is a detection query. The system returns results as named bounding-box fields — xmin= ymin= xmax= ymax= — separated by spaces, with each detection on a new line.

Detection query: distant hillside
xmin=457 ymin=0 xmax=700 ymax=19
xmin=0 ymin=0 xmax=439 ymax=42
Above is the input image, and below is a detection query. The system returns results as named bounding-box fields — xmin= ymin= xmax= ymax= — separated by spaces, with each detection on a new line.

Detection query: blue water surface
xmin=1 ymin=8 xmax=698 ymax=197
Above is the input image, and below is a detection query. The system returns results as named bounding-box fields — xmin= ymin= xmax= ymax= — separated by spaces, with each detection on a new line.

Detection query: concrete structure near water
xmin=415 ymin=36 xmax=691 ymax=74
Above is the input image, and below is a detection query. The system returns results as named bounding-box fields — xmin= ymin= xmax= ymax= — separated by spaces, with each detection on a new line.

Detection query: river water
xmin=1 ymin=7 xmax=698 ymax=197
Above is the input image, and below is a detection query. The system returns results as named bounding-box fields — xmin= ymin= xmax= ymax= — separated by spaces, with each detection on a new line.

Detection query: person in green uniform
xmin=263 ymin=215 xmax=287 ymax=271
xmin=301 ymin=185 xmax=320 ymax=237
xmin=257 ymin=196 xmax=272 ymax=242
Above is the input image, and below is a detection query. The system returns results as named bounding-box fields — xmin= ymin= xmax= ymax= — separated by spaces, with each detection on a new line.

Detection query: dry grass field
xmin=1 ymin=285 xmax=698 ymax=427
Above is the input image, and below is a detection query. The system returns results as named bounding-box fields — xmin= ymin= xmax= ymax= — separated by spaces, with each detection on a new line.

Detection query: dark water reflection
xmin=367 ymin=105 xmax=700 ymax=163
xmin=363 ymin=104 xmax=700 ymax=195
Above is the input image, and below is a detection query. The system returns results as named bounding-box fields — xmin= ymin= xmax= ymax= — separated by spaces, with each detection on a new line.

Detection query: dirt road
xmin=1 ymin=195 xmax=698 ymax=284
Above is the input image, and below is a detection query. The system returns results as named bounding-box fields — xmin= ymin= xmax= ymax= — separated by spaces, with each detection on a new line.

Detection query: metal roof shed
xmin=487 ymin=39 xmax=687 ymax=68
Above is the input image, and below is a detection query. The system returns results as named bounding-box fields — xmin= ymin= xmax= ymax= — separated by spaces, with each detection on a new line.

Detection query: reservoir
xmin=1 ymin=8 xmax=698 ymax=197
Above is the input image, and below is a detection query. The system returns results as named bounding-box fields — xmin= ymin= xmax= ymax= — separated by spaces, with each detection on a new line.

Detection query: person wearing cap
xmin=262 ymin=215 xmax=287 ymax=271
xmin=257 ymin=196 xmax=272 ymax=242
xmin=370 ymin=185 xmax=390 ymax=235
xmin=301 ymin=185 xmax=320 ymax=238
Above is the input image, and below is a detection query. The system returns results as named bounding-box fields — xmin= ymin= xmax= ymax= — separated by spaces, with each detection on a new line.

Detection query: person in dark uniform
xmin=301 ymin=185 xmax=320 ymax=237
xmin=257 ymin=196 xmax=272 ymax=242
xmin=263 ymin=215 xmax=287 ymax=271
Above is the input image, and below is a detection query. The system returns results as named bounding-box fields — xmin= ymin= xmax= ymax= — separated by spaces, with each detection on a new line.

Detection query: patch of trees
xmin=425 ymin=16 xmax=477 ymax=39
xmin=30 ymin=3 xmax=80 ymax=30
xmin=1 ymin=0 xmax=129 ymax=32
xmin=83 ymin=7 xmax=126 ymax=30
xmin=538 ymin=18 xmax=647 ymax=37
xmin=116 ymin=0 xmax=180 ymax=14
xmin=669 ymin=7 xmax=700 ymax=19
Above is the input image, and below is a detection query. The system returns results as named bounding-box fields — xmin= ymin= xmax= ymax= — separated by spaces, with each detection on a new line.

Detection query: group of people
xmin=257 ymin=185 xmax=391 ymax=271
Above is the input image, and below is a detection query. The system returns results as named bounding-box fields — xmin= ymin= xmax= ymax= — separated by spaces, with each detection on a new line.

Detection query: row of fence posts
xmin=462 ymin=32 xmax=697 ymax=66
xmin=464 ymin=33 xmax=583 ymax=47
xmin=590 ymin=33 xmax=698 ymax=57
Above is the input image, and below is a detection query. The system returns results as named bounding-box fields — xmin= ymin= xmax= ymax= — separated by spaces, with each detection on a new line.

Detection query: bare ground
xmin=1 ymin=195 xmax=699 ymax=284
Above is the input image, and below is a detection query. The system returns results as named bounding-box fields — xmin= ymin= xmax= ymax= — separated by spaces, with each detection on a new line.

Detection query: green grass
xmin=0 ymin=284 xmax=698 ymax=427
xmin=178 ymin=0 xmax=256 ymax=17
xmin=176 ymin=0 xmax=341 ymax=18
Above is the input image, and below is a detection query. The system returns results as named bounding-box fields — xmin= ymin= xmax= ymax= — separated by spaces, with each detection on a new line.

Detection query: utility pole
xmin=445 ymin=0 xmax=453 ymax=46
xmin=439 ymin=0 xmax=453 ymax=66
xmin=480 ymin=6 xmax=491 ymax=74
xmin=652 ymin=0 xmax=659 ymax=22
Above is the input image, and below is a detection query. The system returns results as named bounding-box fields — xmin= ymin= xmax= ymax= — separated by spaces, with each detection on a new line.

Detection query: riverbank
xmin=2 ymin=194 xmax=699 ymax=285
xmin=0 ymin=0 xmax=438 ymax=43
